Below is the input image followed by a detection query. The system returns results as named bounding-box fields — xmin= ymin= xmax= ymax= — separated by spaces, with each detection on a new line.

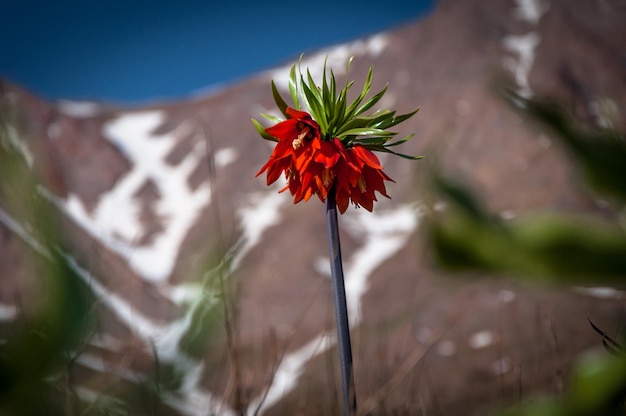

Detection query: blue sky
xmin=0 ymin=0 xmax=434 ymax=104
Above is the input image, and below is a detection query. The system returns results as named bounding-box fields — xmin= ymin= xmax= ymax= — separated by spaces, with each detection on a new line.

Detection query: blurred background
xmin=1 ymin=0 xmax=625 ymax=415
xmin=0 ymin=0 xmax=434 ymax=103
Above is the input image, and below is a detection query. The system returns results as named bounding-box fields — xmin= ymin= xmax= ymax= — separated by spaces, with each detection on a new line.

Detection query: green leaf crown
xmin=253 ymin=56 xmax=422 ymax=160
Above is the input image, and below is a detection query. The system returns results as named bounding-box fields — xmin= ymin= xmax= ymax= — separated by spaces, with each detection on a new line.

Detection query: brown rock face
xmin=1 ymin=0 xmax=625 ymax=414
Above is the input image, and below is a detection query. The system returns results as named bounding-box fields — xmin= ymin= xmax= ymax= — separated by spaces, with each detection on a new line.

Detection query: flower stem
xmin=325 ymin=185 xmax=357 ymax=415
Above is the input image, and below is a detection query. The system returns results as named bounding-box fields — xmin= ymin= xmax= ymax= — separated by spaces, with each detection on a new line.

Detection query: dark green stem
xmin=325 ymin=185 xmax=357 ymax=415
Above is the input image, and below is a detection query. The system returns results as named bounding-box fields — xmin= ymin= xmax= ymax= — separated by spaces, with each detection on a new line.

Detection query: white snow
xmin=56 ymin=111 xmax=225 ymax=282
xmin=0 ymin=208 xmax=234 ymax=416
xmin=3 ymin=122 xmax=33 ymax=167
xmin=214 ymin=146 xmax=238 ymax=167
xmin=468 ymin=330 xmax=495 ymax=349
xmin=503 ymin=33 xmax=540 ymax=98
xmin=247 ymin=333 xmax=334 ymax=415
xmin=573 ymin=286 xmax=625 ymax=300
xmin=74 ymin=387 xmax=127 ymax=410
xmin=268 ymin=33 xmax=390 ymax=92
xmin=6 ymin=101 xmax=289 ymax=413
xmin=499 ymin=289 xmax=517 ymax=303
xmin=57 ymin=100 xmax=101 ymax=118
xmin=0 ymin=303 xmax=17 ymax=321
xmin=232 ymin=188 xmax=285 ymax=270
xmin=0 ymin=206 xmax=48 ymax=254
xmin=76 ymin=352 xmax=142 ymax=379
xmin=514 ymin=0 xmax=549 ymax=24
xmin=502 ymin=0 xmax=549 ymax=98
xmin=341 ymin=204 xmax=420 ymax=325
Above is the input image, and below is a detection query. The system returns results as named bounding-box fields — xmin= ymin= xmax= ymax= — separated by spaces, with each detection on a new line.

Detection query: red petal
xmin=352 ymin=145 xmax=383 ymax=169
xmin=286 ymin=107 xmax=312 ymax=120
xmin=314 ymin=140 xmax=341 ymax=168
xmin=266 ymin=119 xmax=299 ymax=141
xmin=336 ymin=188 xmax=350 ymax=214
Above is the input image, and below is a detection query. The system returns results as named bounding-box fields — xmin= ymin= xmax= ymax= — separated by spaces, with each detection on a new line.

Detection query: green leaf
xmin=387 ymin=150 xmax=424 ymax=160
xmin=329 ymin=81 xmax=351 ymax=130
xmin=300 ymin=78 xmax=327 ymax=132
xmin=330 ymin=68 xmax=337 ymax=104
xmin=365 ymin=110 xmax=396 ymax=129
xmin=352 ymin=137 xmax=392 ymax=146
xmin=288 ymin=64 xmax=300 ymax=110
xmin=568 ymin=352 xmax=626 ymax=414
xmin=519 ymin=95 xmax=626 ymax=203
xmin=385 ymin=133 xmax=415 ymax=147
xmin=430 ymin=174 xmax=626 ymax=283
xmin=271 ymin=81 xmax=289 ymax=118
xmin=321 ymin=57 xmax=334 ymax=119
xmin=344 ymin=56 xmax=354 ymax=89
xmin=355 ymin=85 xmax=388 ymax=116
xmin=251 ymin=118 xmax=278 ymax=142
xmin=260 ymin=113 xmax=283 ymax=123
xmin=337 ymin=127 xmax=394 ymax=138
xmin=367 ymin=144 xmax=424 ymax=160
xmin=335 ymin=113 xmax=389 ymax=136
xmin=344 ymin=66 xmax=373 ymax=120
xmin=378 ymin=108 xmax=420 ymax=129
xmin=258 ymin=54 xmax=420 ymax=163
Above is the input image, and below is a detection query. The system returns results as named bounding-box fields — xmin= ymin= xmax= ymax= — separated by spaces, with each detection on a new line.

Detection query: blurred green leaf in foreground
xmin=428 ymin=89 xmax=626 ymax=416
xmin=0 ymin=100 xmax=94 ymax=415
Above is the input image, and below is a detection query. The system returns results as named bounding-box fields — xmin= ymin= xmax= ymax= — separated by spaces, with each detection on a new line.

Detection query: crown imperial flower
xmin=253 ymin=56 xmax=421 ymax=213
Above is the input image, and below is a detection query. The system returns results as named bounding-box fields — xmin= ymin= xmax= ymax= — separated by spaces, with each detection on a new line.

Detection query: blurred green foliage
xmin=0 ymin=106 xmax=95 ymax=414
xmin=0 ymin=98 xmax=231 ymax=415
xmin=429 ymin=90 xmax=626 ymax=415
xmin=0 ymin=101 xmax=186 ymax=415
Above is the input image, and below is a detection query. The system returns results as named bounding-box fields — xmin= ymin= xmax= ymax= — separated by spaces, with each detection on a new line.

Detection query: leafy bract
xmin=252 ymin=55 xmax=421 ymax=159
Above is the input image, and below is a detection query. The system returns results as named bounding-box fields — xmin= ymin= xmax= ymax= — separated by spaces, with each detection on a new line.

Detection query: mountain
xmin=1 ymin=0 xmax=625 ymax=414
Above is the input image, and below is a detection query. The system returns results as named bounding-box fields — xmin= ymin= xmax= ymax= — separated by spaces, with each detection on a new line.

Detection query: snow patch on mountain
xmin=0 ymin=206 xmax=234 ymax=416
xmin=56 ymin=100 xmax=101 ymax=118
xmin=55 ymin=111 xmax=236 ymax=282
xmin=503 ymin=0 xmax=549 ymax=98
xmin=503 ymin=33 xmax=540 ymax=98
xmin=342 ymin=204 xmax=420 ymax=325
xmin=233 ymin=188 xmax=285 ymax=270
xmin=247 ymin=332 xmax=334 ymax=415
xmin=513 ymin=0 xmax=549 ymax=24
xmin=268 ymin=33 xmax=390 ymax=92
xmin=3 ymin=122 xmax=33 ymax=166
xmin=0 ymin=303 xmax=17 ymax=321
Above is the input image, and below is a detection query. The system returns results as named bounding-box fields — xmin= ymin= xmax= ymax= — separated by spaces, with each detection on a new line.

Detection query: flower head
xmin=253 ymin=56 xmax=421 ymax=213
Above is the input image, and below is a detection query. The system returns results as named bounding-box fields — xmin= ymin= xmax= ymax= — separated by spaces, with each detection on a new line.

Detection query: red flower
xmin=256 ymin=108 xmax=394 ymax=213
xmin=334 ymin=145 xmax=393 ymax=213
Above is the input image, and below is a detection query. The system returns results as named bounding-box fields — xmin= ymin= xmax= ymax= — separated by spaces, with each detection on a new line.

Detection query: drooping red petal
xmin=314 ymin=139 xmax=342 ymax=168
xmin=266 ymin=158 xmax=292 ymax=185
xmin=265 ymin=118 xmax=299 ymax=141
xmin=293 ymin=142 xmax=317 ymax=171
xmin=336 ymin=187 xmax=351 ymax=214
xmin=362 ymin=166 xmax=388 ymax=198
xmin=285 ymin=107 xmax=313 ymax=120
xmin=343 ymin=148 xmax=364 ymax=186
xmin=360 ymin=196 xmax=374 ymax=212
xmin=352 ymin=145 xmax=383 ymax=169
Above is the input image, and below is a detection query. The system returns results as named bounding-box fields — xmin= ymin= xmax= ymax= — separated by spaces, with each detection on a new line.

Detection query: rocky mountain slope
xmin=1 ymin=0 xmax=625 ymax=414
